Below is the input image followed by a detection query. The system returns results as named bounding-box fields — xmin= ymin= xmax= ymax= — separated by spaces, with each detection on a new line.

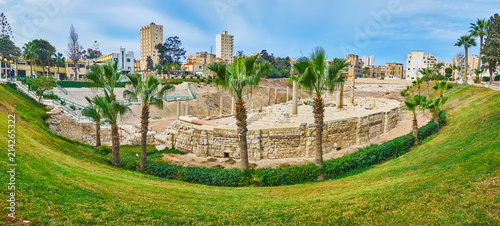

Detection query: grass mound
xmin=0 ymin=84 xmax=498 ymax=224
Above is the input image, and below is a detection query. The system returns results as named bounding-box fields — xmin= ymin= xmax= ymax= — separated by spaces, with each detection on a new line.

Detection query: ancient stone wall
xmin=166 ymin=105 xmax=400 ymax=160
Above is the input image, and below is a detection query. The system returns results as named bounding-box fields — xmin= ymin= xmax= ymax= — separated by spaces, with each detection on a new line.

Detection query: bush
xmin=482 ymin=77 xmax=490 ymax=82
xmin=57 ymin=81 xmax=126 ymax=88
xmin=94 ymin=146 xmax=112 ymax=155
xmin=494 ymin=75 xmax=500 ymax=81
xmin=6 ymin=82 xmax=17 ymax=89
xmin=43 ymin=93 xmax=59 ymax=100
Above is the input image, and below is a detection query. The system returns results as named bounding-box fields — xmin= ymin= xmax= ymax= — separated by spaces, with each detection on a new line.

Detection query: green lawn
xmin=0 ymin=84 xmax=498 ymax=225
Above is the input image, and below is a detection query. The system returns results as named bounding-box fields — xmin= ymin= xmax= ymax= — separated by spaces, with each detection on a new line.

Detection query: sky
xmin=2 ymin=0 xmax=499 ymax=68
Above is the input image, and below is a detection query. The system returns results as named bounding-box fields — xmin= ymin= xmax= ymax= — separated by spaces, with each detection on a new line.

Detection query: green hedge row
xmin=57 ymin=81 xmax=127 ymax=88
xmin=146 ymin=114 xmax=444 ymax=187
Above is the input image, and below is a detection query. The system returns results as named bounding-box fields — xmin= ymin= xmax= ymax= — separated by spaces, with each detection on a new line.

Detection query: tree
xmin=93 ymin=92 xmax=129 ymax=167
xmin=449 ymin=64 xmax=460 ymax=81
xmin=22 ymin=42 xmax=38 ymax=77
xmin=32 ymin=39 xmax=56 ymax=75
xmin=123 ymin=73 xmax=174 ymax=170
xmin=206 ymin=54 xmax=271 ymax=170
xmin=362 ymin=66 xmax=370 ymax=78
xmin=404 ymin=95 xmax=426 ymax=145
xmin=426 ymin=97 xmax=447 ymax=129
xmin=237 ymin=50 xmax=245 ymax=57
xmin=474 ymin=68 xmax=483 ymax=83
xmin=445 ymin=67 xmax=453 ymax=80
xmin=470 ymin=18 xmax=489 ymax=68
xmin=433 ymin=80 xmax=453 ymax=98
xmin=455 ymin=35 xmax=476 ymax=84
xmin=433 ymin=62 xmax=444 ymax=77
xmin=291 ymin=47 xmax=349 ymax=169
xmin=418 ymin=67 xmax=433 ymax=100
xmin=86 ymin=61 xmax=125 ymax=166
xmin=146 ymin=56 xmax=154 ymax=72
xmin=155 ymin=36 xmax=186 ymax=65
xmin=0 ymin=13 xmax=13 ymax=39
xmin=83 ymin=96 xmax=102 ymax=147
xmin=0 ymin=38 xmax=21 ymax=62
xmin=67 ymin=25 xmax=85 ymax=80
xmin=28 ymin=77 xmax=57 ymax=102
xmin=415 ymin=77 xmax=424 ymax=95
xmin=258 ymin=50 xmax=275 ymax=66
xmin=53 ymin=52 xmax=65 ymax=77
xmin=482 ymin=13 xmax=500 ymax=85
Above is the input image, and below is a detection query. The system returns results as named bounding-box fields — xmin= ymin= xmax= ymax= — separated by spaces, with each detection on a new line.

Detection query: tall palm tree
xmin=433 ymin=80 xmax=453 ymax=98
xmin=426 ymin=97 xmax=447 ymax=129
xmin=85 ymin=61 xmax=125 ymax=167
xmin=206 ymin=55 xmax=271 ymax=170
xmin=455 ymin=35 xmax=477 ymax=84
xmin=123 ymin=73 xmax=174 ymax=170
xmin=470 ymin=19 xmax=489 ymax=68
xmin=415 ymin=77 xmax=425 ymax=95
xmin=292 ymin=47 xmax=349 ymax=168
xmin=474 ymin=68 xmax=483 ymax=83
xmin=404 ymin=95 xmax=427 ymax=145
xmin=418 ymin=67 xmax=434 ymax=100
xmin=93 ymin=91 xmax=130 ymax=167
xmin=53 ymin=52 xmax=64 ymax=78
xmin=22 ymin=42 xmax=38 ymax=77
xmin=83 ymin=96 xmax=102 ymax=147
xmin=449 ymin=64 xmax=460 ymax=81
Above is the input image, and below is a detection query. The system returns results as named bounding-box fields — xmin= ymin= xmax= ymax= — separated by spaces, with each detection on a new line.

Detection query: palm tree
xmin=415 ymin=77 xmax=425 ymax=95
xmin=449 ymin=64 xmax=460 ymax=81
xmin=123 ymin=73 xmax=174 ymax=170
xmin=53 ymin=52 xmax=64 ymax=79
xmin=433 ymin=80 xmax=453 ymax=98
xmin=474 ymin=68 xmax=483 ymax=83
xmin=82 ymin=96 xmax=102 ymax=147
xmin=22 ymin=42 xmax=38 ymax=77
xmin=85 ymin=61 xmax=125 ymax=167
xmin=93 ymin=92 xmax=129 ymax=167
xmin=455 ymin=35 xmax=477 ymax=84
xmin=426 ymin=97 xmax=447 ymax=129
xmin=292 ymin=47 xmax=349 ymax=168
xmin=206 ymin=55 xmax=271 ymax=170
xmin=470 ymin=19 xmax=489 ymax=68
xmin=418 ymin=68 xmax=434 ymax=100
xmin=404 ymin=95 xmax=427 ymax=145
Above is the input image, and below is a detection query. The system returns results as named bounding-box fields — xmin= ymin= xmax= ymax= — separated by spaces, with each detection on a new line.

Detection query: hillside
xmin=0 ymin=84 xmax=498 ymax=225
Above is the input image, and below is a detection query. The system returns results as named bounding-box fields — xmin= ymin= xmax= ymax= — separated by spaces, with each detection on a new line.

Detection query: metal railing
xmin=187 ymin=83 xmax=196 ymax=99
xmin=164 ymin=96 xmax=192 ymax=101
xmin=56 ymin=83 xmax=68 ymax=95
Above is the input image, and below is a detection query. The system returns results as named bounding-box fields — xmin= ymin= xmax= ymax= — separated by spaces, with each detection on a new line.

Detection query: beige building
xmin=216 ymin=31 xmax=234 ymax=64
xmin=140 ymin=22 xmax=163 ymax=71
xmin=369 ymin=65 xmax=386 ymax=78
xmin=385 ymin=63 xmax=404 ymax=79
xmin=406 ymin=51 xmax=438 ymax=80
xmin=14 ymin=57 xmax=87 ymax=80
xmin=343 ymin=54 xmax=364 ymax=79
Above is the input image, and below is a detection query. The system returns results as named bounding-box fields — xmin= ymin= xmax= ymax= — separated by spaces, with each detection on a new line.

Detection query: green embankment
xmin=0 ymin=84 xmax=498 ymax=225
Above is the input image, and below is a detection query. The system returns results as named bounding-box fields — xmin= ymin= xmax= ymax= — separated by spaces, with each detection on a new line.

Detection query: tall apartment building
xmin=140 ymin=22 xmax=163 ymax=71
xmin=385 ymin=63 xmax=404 ymax=79
xmin=216 ymin=31 xmax=234 ymax=64
xmin=406 ymin=51 xmax=438 ymax=80
xmin=360 ymin=55 xmax=374 ymax=67
xmin=343 ymin=54 xmax=364 ymax=79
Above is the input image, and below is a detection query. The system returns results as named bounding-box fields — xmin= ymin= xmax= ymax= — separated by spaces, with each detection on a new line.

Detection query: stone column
xmin=292 ymin=80 xmax=298 ymax=115
xmin=268 ymin=88 xmax=271 ymax=106
xmin=274 ymin=88 xmax=277 ymax=104
xmin=185 ymin=103 xmax=190 ymax=116
xmin=176 ymin=99 xmax=181 ymax=119
xmin=219 ymin=95 xmax=223 ymax=117
xmin=350 ymin=76 xmax=355 ymax=105
xmin=231 ymin=97 xmax=235 ymax=115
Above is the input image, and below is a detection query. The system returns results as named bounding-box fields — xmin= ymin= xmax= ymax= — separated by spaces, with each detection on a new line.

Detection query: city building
xmin=385 ymin=63 xmax=404 ymax=79
xmin=86 ymin=48 xmax=102 ymax=59
xmin=369 ymin=65 xmax=386 ymax=78
xmin=360 ymin=55 xmax=374 ymax=67
xmin=94 ymin=47 xmax=135 ymax=74
xmin=343 ymin=54 xmax=364 ymax=79
xmin=216 ymin=31 xmax=234 ymax=64
xmin=140 ymin=22 xmax=163 ymax=71
xmin=406 ymin=51 xmax=438 ymax=80
xmin=184 ymin=52 xmax=219 ymax=77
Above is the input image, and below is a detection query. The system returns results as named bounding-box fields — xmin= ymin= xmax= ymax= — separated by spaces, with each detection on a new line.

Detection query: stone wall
xmin=165 ymin=105 xmax=400 ymax=160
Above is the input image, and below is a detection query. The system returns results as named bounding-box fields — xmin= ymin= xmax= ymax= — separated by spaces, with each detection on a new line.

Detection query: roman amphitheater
xmin=40 ymin=78 xmax=431 ymax=168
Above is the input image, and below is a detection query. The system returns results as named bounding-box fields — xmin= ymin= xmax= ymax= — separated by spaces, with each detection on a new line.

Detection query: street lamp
xmin=46 ymin=66 xmax=49 ymax=78
xmin=3 ymin=59 xmax=7 ymax=79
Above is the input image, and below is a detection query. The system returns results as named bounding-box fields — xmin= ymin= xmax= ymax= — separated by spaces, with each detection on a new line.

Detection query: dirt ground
xmin=157 ymin=78 xmax=423 ymax=169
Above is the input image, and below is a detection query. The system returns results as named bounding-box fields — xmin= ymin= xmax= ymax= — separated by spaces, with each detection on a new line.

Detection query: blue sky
xmin=2 ymin=0 xmax=499 ymax=67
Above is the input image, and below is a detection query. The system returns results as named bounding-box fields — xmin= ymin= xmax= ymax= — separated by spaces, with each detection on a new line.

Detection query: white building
xmin=216 ymin=31 xmax=234 ymax=64
xmin=406 ymin=51 xmax=438 ymax=80
xmin=360 ymin=55 xmax=374 ymax=67
xmin=95 ymin=47 xmax=135 ymax=74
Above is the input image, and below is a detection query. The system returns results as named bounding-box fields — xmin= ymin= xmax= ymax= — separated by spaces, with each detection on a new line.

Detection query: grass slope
xmin=0 ymin=84 xmax=498 ymax=225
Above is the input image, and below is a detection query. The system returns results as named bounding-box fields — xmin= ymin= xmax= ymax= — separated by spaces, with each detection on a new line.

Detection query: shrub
xmin=259 ymin=163 xmax=320 ymax=186
xmin=121 ymin=155 xmax=140 ymax=171
xmin=6 ymin=82 xmax=17 ymax=89
xmin=94 ymin=146 xmax=112 ymax=155
xmin=482 ymin=77 xmax=490 ymax=82
xmin=494 ymin=74 xmax=500 ymax=81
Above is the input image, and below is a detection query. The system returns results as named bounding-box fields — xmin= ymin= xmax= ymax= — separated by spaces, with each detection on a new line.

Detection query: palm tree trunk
xmin=111 ymin=122 xmax=120 ymax=167
xmin=434 ymin=111 xmax=439 ymax=130
xmin=479 ymin=35 xmax=483 ymax=68
xmin=413 ymin=114 xmax=418 ymax=145
xmin=418 ymin=85 xmax=421 ymax=95
xmin=235 ymin=98 xmax=249 ymax=170
xmin=426 ymin=80 xmax=430 ymax=100
xmin=30 ymin=62 xmax=33 ymax=78
xmin=340 ymin=84 xmax=344 ymax=108
xmin=140 ymin=104 xmax=149 ymax=171
xmin=490 ymin=70 xmax=493 ymax=85
xmin=313 ymin=96 xmax=324 ymax=168
xmin=465 ymin=47 xmax=469 ymax=84
xmin=95 ymin=119 xmax=101 ymax=147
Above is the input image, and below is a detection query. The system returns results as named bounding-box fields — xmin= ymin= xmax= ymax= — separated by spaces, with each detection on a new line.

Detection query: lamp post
xmin=9 ymin=60 xmax=13 ymax=81
xmin=46 ymin=66 xmax=49 ymax=78
xmin=3 ymin=59 xmax=7 ymax=79
xmin=0 ymin=56 xmax=3 ymax=79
